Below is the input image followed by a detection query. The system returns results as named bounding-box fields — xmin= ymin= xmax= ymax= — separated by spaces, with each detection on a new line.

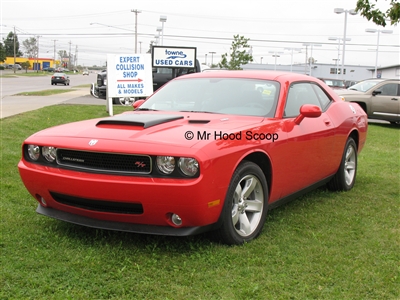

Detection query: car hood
xmin=29 ymin=111 xmax=266 ymax=149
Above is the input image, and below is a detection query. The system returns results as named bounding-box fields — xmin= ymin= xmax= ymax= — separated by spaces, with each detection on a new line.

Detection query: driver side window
xmin=284 ymin=83 xmax=322 ymax=117
xmin=376 ymin=84 xmax=399 ymax=96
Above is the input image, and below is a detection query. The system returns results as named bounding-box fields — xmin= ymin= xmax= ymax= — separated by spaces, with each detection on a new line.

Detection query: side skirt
xmin=267 ymin=176 xmax=333 ymax=210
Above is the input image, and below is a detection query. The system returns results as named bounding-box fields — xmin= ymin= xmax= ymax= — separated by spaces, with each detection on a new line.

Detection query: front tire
xmin=327 ymin=137 xmax=357 ymax=191
xmin=214 ymin=161 xmax=268 ymax=245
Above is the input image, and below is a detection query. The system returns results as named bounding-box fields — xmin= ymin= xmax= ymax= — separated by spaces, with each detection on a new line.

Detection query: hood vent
xmin=188 ymin=120 xmax=210 ymax=124
xmin=96 ymin=114 xmax=184 ymax=128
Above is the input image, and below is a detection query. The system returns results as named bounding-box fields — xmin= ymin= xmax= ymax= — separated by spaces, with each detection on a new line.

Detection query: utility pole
xmin=13 ymin=26 xmax=16 ymax=74
xmin=209 ymin=51 xmax=216 ymax=67
xmin=69 ymin=41 xmax=72 ymax=70
xmin=52 ymin=39 xmax=58 ymax=67
xmin=75 ymin=45 xmax=78 ymax=70
xmin=131 ymin=9 xmax=141 ymax=54
xmin=36 ymin=35 xmax=42 ymax=72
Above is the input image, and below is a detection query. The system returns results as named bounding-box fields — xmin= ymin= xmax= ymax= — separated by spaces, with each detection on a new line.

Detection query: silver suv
xmin=335 ymin=79 xmax=400 ymax=125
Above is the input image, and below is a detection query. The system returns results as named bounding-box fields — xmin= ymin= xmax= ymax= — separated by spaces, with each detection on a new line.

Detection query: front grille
xmin=56 ymin=149 xmax=151 ymax=174
xmin=50 ymin=191 xmax=143 ymax=214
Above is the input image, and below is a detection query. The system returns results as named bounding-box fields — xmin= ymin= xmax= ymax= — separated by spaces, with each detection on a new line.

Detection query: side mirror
xmin=133 ymin=99 xmax=145 ymax=109
xmin=294 ymin=105 xmax=322 ymax=125
xmin=372 ymin=90 xmax=382 ymax=96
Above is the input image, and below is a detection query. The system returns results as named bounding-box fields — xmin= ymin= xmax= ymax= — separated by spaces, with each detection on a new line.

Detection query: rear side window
xmin=311 ymin=84 xmax=332 ymax=110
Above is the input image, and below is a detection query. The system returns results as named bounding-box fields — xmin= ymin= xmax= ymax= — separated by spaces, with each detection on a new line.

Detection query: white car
xmin=82 ymin=70 xmax=89 ymax=75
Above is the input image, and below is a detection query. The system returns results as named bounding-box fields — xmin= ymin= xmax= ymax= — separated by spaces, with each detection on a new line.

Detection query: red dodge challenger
xmin=18 ymin=71 xmax=368 ymax=245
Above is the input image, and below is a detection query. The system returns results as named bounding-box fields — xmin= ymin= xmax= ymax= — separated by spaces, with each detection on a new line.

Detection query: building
xmin=242 ymin=62 xmax=400 ymax=81
xmin=370 ymin=64 xmax=400 ymax=79
xmin=3 ymin=57 xmax=58 ymax=70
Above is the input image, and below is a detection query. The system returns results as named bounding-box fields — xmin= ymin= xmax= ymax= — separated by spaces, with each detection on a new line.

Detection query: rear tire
xmin=213 ymin=161 xmax=268 ymax=245
xmin=327 ymin=137 xmax=357 ymax=191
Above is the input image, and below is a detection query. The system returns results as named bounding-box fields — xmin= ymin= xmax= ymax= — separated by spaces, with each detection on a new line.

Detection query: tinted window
xmin=376 ymin=83 xmax=399 ymax=96
xmin=312 ymin=84 xmax=332 ymax=110
xmin=284 ymin=83 xmax=326 ymax=117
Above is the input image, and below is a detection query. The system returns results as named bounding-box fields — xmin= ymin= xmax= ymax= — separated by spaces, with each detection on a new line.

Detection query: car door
xmin=275 ymin=82 xmax=336 ymax=198
xmin=370 ymin=83 xmax=400 ymax=120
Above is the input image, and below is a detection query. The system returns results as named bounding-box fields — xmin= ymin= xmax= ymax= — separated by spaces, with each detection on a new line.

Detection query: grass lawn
xmin=1 ymin=105 xmax=399 ymax=299
xmin=14 ymin=89 xmax=78 ymax=96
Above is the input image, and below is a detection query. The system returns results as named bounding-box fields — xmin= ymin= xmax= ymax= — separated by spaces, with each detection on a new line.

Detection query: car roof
xmin=176 ymin=70 xmax=315 ymax=82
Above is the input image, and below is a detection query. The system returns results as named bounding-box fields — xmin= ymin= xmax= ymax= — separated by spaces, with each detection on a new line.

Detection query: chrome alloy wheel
xmin=344 ymin=143 xmax=356 ymax=186
xmin=231 ymin=174 xmax=264 ymax=237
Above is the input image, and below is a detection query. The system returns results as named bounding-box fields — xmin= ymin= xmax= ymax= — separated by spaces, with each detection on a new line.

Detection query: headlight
xmin=42 ymin=146 xmax=57 ymax=162
xmin=104 ymin=79 xmax=107 ymax=85
xmin=27 ymin=145 xmax=40 ymax=161
xmin=156 ymin=156 xmax=175 ymax=174
xmin=178 ymin=157 xmax=199 ymax=177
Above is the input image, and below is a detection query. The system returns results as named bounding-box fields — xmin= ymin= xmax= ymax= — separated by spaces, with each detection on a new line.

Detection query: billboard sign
xmin=152 ymin=46 xmax=197 ymax=68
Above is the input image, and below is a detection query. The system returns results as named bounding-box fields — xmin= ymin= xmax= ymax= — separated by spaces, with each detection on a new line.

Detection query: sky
xmin=1 ymin=0 xmax=399 ymax=68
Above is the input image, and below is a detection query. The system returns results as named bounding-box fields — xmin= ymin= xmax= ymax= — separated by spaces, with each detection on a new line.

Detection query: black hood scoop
xmin=96 ymin=114 xmax=184 ymax=128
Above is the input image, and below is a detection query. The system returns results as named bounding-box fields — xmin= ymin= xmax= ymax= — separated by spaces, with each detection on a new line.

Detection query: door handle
xmin=324 ymin=119 xmax=331 ymax=125
xmin=391 ymin=98 xmax=398 ymax=101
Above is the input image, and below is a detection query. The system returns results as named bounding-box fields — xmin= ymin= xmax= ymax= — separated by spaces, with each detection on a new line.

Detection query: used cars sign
xmin=152 ymin=46 xmax=197 ymax=68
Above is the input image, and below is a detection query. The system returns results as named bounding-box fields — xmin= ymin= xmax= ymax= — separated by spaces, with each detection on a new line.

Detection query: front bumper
xmin=36 ymin=205 xmax=217 ymax=236
xmin=18 ymin=160 xmax=226 ymax=234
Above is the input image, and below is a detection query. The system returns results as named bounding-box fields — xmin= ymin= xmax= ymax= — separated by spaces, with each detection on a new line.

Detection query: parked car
xmin=7 ymin=64 xmax=22 ymax=70
xmin=55 ymin=67 xmax=70 ymax=72
xmin=18 ymin=70 xmax=368 ymax=245
xmin=43 ymin=67 xmax=55 ymax=72
xmin=51 ymin=73 xmax=70 ymax=85
xmin=318 ymin=78 xmax=346 ymax=89
xmin=345 ymin=80 xmax=358 ymax=88
xmin=335 ymin=78 xmax=400 ymax=124
xmin=82 ymin=70 xmax=89 ymax=75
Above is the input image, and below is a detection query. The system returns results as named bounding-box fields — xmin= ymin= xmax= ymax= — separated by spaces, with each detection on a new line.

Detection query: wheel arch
xmin=348 ymin=129 xmax=359 ymax=150
xmin=240 ymin=151 xmax=272 ymax=194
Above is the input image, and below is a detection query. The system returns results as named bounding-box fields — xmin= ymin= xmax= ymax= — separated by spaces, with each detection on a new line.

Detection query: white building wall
xmin=378 ymin=66 xmax=400 ymax=79
xmin=242 ymin=63 xmax=373 ymax=81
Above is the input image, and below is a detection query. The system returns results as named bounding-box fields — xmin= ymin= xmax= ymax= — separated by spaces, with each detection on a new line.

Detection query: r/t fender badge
xmin=89 ymin=139 xmax=98 ymax=146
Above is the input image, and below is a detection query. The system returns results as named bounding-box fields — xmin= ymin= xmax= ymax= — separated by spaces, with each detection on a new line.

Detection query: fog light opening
xmin=35 ymin=194 xmax=47 ymax=206
xmin=171 ymin=214 xmax=182 ymax=226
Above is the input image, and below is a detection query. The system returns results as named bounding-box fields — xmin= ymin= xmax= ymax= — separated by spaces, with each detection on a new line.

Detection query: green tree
xmin=58 ymin=50 xmax=68 ymax=66
xmin=0 ymin=42 xmax=6 ymax=62
xmin=22 ymin=37 xmax=38 ymax=58
xmin=356 ymin=0 xmax=400 ymax=26
xmin=3 ymin=31 xmax=23 ymax=57
xmin=219 ymin=35 xmax=253 ymax=70
xmin=20 ymin=61 xmax=31 ymax=73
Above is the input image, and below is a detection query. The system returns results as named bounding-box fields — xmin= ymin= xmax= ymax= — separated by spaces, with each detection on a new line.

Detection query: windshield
xmin=348 ymin=80 xmax=383 ymax=92
xmin=139 ymin=78 xmax=280 ymax=117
